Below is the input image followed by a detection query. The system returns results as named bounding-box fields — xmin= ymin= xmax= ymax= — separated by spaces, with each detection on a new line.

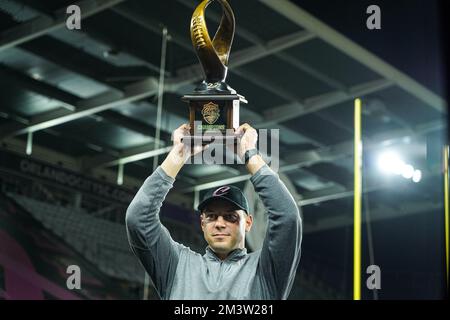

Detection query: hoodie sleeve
xmin=125 ymin=166 xmax=183 ymax=299
xmin=251 ymin=164 xmax=303 ymax=299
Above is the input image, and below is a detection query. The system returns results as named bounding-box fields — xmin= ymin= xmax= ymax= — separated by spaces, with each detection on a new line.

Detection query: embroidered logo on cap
xmin=213 ymin=186 xmax=230 ymax=196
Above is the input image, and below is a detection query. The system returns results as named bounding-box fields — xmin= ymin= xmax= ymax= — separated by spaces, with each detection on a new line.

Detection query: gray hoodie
xmin=125 ymin=164 xmax=302 ymax=300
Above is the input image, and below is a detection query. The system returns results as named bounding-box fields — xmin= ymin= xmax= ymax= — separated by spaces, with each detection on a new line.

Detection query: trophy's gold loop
xmin=191 ymin=0 xmax=235 ymax=84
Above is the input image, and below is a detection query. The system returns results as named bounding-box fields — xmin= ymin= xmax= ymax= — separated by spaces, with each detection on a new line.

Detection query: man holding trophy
xmin=125 ymin=0 xmax=302 ymax=299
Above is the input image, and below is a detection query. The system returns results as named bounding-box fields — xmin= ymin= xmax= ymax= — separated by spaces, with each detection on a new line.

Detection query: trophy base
xmin=181 ymin=93 xmax=247 ymax=145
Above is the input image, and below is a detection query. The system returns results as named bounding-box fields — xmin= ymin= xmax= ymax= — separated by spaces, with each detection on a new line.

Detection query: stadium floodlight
xmin=401 ymin=164 xmax=415 ymax=179
xmin=412 ymin=169 xmax=422 ymax=183
xmin=377 ymin=151 xmax=422 ymax=183
xmin=377 ymin=151 xmax=404 ymax=175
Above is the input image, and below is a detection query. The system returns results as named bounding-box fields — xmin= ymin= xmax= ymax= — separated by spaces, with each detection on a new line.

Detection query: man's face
xmin=200 ymin=198 xmax=253 ymax=259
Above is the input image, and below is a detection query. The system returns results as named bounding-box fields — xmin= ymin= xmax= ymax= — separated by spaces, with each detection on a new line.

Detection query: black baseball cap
xmin=197 ymin=185 xmax=250 ymax=214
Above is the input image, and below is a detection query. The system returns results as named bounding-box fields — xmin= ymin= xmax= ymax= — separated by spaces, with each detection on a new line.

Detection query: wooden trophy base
xmin=181 ymin=93 xmax=247 ymax=146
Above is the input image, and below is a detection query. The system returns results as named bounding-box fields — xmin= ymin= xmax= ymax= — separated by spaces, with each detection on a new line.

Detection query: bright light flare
xmin=377 ymin=152 xmax=404 ymax=175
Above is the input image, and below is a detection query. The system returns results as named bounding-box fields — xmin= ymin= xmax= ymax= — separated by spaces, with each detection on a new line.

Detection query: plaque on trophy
xmin=182 ymin=0 xmax=247 ymax=145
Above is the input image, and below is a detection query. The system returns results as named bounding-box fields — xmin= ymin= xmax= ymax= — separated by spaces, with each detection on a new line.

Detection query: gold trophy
xmin=182 ymin=0 xmax=247 ymax=145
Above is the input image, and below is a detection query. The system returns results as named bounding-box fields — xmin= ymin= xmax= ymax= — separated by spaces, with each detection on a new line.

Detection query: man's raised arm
xmin=237 ymin=123 xmax=302 ymax=300
xmin=125 ymin=123 xmax=205 ymax=298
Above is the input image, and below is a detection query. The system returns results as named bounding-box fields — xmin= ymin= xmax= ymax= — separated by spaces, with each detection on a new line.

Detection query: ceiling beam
xmin=0 ymin=75 xmax=160 ymax=139
xmin=258 ymin=0 xmax=447 ymax=113
xmin=105 ymin=145 xmax=173 ymax=167
xmin=0 ymin=63 xmax=79 ymax=108
xmin=257 ymin=78 xmax=394 ymax=126
xmin=19 ymin=36 xmax=155 ymax=87
xmin=99 ymin=110 xmax=171 ymax=142
xmin=232 ymin=67 xmax=362 ymax=142
xmin=0 ymin=0 xmax=127 ymax=52
xmin=82 ymin=143 xmax=172 ymax=168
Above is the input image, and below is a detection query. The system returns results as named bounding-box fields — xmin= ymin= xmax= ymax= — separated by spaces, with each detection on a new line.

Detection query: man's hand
xmin=172 ymin=123 xmax=207 ymax=162
xmin=235 ymin=123 xmax=258 ymax=161
xmin=161 ymin=123 xmax=208 ymax=178
xmin=235 ymin=123 xmax=266 ymax=175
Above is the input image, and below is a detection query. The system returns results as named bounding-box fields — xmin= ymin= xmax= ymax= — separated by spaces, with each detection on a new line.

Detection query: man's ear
xmin=200 ymin=213 xmax=205 ymax=230
xmin=245 ymin=214 xmax=253 ymax=232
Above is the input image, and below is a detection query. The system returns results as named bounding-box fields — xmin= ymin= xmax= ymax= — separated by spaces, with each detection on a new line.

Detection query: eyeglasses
xmin=202 ymin=213 xmax=240 ymax=224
